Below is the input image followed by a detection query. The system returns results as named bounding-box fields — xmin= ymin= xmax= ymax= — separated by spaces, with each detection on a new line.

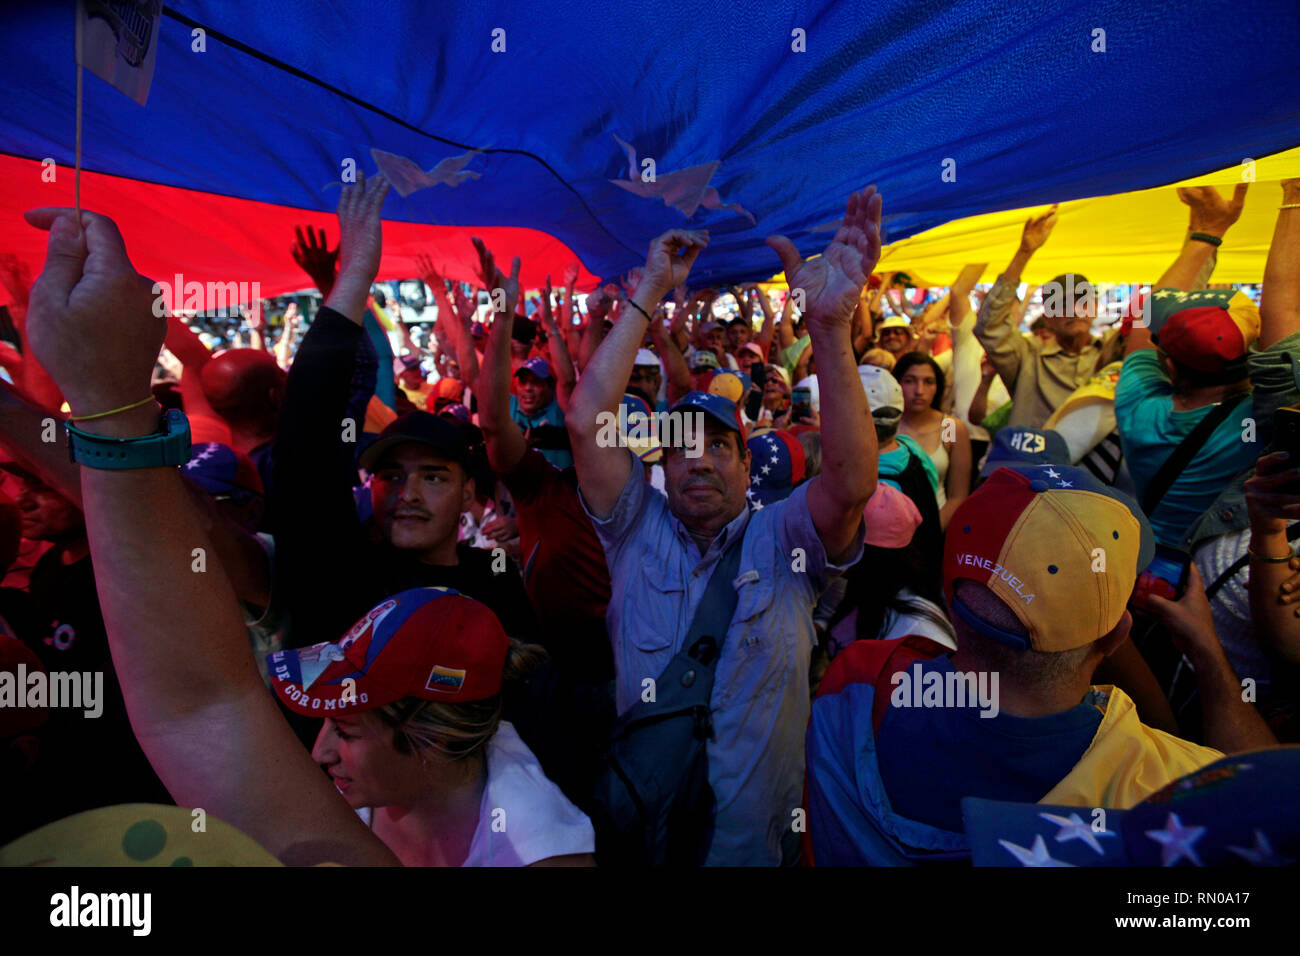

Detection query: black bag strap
xmin=1141 ymin=397 xmax=1243 ymax=517
xmin=682 ymin=530 xmax=747 ymax=665
xmin=1206 ymin=522 xmax=1300 ymax=600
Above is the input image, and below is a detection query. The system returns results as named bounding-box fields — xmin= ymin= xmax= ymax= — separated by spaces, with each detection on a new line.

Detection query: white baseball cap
xmin=858 ymin=364 xmax=903 ymax=414
xmin=634 ymin=348 xmax=661 ymax=367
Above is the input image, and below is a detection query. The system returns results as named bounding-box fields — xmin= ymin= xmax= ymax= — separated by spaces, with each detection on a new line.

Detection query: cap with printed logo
xmin=979 ymin=427 xmax=1070 ymax=477
xmin=943 ymin=465 xmax=1154 ymax=652
xmin=267 ymin=587 xmax=509 ymax=716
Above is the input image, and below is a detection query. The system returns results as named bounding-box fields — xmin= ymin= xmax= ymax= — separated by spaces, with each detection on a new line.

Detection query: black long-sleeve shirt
xmin=271 ymin=307 xmax=535 ymax=650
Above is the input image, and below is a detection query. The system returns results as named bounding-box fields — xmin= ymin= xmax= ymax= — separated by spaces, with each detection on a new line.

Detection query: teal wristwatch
xmin=66 ymin=408 xmax=192 ymax=469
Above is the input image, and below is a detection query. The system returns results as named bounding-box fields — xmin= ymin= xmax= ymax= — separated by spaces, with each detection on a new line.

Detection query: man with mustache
xmin=566 ymin=187 xmax=883 ymax=864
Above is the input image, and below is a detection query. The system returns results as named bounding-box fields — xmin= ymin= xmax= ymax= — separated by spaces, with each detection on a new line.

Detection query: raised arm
xmin=578 ymin=283 xmax=615 ymax=371
xmin=472 ymin=239 xmax=528 ymax=475
xmin=567 ymin=230 xmax=708 ymax=519
xmin=290 ymin=225 xmax=339 ymax=299
xmin=767 ymin=188 xmax=881 ymax=561
xmin=648 ymin=308 xmax=692 ymax=405
xmin=1125 ymin=184 xmax=1249 ymax=357
xmin=23 ymin=206 xmax=396 ymax=866
xmin=540 ymin=276 xmax=577 ymax=412
xmin=755 ymin=285 xmax=777 ymax=358
xmin=975 ymin=206 xmax=1057 ymax=387
xmin=272 ymin=301 xmax=300 ymax=370
xmin=1259 ymin=178 xmax=1300 ymax=350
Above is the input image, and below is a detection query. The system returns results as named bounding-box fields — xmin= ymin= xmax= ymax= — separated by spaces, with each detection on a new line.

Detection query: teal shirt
xmin=1115 ymin=350 xmax=1254 ymax=547
xmin=879 ymin=434 xmax=940 ymax=495
xmin=509 ymin=394 xmax=572 ymax=469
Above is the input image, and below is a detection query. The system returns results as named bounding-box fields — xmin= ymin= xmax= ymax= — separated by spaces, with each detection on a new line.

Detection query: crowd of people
xmin=1 ymin=171 xmax=1297 ymax=867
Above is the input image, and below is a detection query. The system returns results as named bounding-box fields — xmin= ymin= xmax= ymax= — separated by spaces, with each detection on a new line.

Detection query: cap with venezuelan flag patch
xmin=267 ymin=587 xmax=509 ymax=716
xmin=943 ymin=465 xmax=1154 ymax=652
xmin=1149 ymin=288 xmax=1260 ymax=373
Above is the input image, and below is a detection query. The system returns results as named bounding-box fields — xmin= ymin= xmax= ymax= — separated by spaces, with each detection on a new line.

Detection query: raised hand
xmin=453 ymin=284 xmax=476 ymax=321
xmin=621 ymin=266 xmax=644 ymax=299
xmin=471 ymin=237 xmax=521 ymax=317
xmin=563 ymin=262 xmax=580 ymax=288
xmin=414 ymin=252 xmax=443 ymax=288
xmin=766 ymin=187 xmax=882 ymax=330
xmin=335 ymin=170 xmax=390 ymax=284
xmin=640 ymin=231 xmax=709 ymax=302
xmin=23 ymin=209 xmax=162 ymax=417
xmin=542 ymin=274 xmax=556 ymax=329
xmin=291 ymin=225 xmax=339 ymax=294
xmin=1176 ymin=183 xmax=1249 ymax=238
xmin=1018 ymin=204 xmax=1058 ymax=255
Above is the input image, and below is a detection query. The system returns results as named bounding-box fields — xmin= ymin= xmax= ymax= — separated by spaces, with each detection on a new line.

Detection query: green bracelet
xmin=1188 ymin=232 xmax=1223 ymax=247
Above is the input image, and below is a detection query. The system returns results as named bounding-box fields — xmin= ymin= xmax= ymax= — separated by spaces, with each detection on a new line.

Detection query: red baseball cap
xmin=1150 ymin=288 xmax=1260 ymax=373
xmin=267 ymin=588 xmax=509 ymax=716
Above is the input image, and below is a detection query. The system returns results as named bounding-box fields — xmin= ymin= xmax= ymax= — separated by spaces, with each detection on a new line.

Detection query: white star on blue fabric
xmin=1145 ymin=812 xmax=1206 ymax=866
xmin=998 ymin=835 xmax=1074 ymax=867
xmin=1056 ymin=479 xmax=1073 ymax=488
xmin=1039 ymin=812 xmax=1116 ymax=856
xmin=1045 ymin=467 xmax=1061 ymax=480
xmin=1226 ymin=830 xmax=1284 ymax=866
xmin=761 ymin=464 xmax=771 ymax=475
xmin=752 ymin=475 xmax=763 ymax=486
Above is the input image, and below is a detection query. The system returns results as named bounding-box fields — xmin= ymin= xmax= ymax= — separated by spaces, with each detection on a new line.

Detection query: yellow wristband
xmin=1248 ymin=546 xmax=1294 ymax=564
xmin=69 ymin=396 xmax=157 ymax=422
xmin=1281 ymin=203 xmax=1300 ymax=210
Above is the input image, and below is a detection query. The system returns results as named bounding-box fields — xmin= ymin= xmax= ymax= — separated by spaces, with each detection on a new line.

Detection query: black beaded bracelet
xmin=626 ymin=299 xmax=652 ymax=322
xmin=1189 ymin=232 xmax=1223 ymax=247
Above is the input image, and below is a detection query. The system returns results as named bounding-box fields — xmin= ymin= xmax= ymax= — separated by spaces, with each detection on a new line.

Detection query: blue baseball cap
xmin=980 ymin=426 xmax=1071 ymax=477
xmin=668 ymin=390 xmax=746 ymax=439
xmin=962 ymin=747 xmax=1300 ymax=866
xmin=514 ymin=356 xmax=554 ymax=381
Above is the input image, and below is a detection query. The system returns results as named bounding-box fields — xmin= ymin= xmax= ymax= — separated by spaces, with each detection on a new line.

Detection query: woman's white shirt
xmin=357 ymin=721 xmax=595 ymax=866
